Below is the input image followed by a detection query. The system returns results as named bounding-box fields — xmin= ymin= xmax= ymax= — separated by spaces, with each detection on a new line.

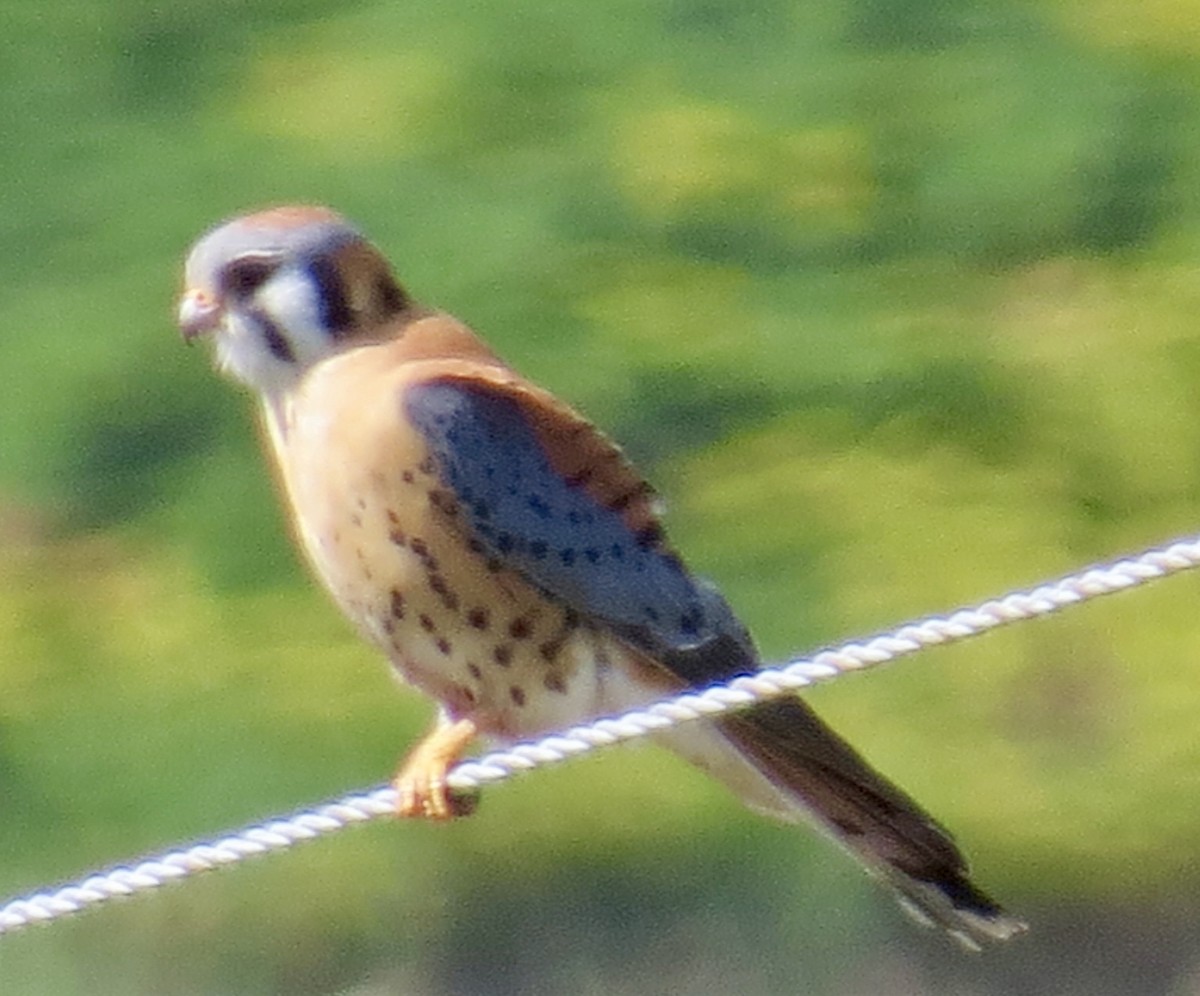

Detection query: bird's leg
xmin=393 ymin=713 xmax=479 ymax=820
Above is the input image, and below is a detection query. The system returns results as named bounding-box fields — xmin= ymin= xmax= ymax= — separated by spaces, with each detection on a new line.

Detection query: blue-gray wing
xmin=405 ymin=377 xmax=1025 ymax=944
xmin=404 ymin=377 xmax=756 ymax=680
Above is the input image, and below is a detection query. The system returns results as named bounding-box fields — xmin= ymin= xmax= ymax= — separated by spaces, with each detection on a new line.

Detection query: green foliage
xmin=4 ymin=0 xmax=1200 ymax=992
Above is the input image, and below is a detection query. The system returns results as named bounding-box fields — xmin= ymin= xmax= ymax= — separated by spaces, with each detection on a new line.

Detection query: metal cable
xmin=3 ymin=534 xmax=1198 ymax=936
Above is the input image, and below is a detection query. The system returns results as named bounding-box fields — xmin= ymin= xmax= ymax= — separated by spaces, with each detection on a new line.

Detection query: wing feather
xmin=403 ymin=374 xmax=751 ymax=666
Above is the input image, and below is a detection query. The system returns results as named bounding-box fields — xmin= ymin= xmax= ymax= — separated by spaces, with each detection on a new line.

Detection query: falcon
xmin=178 ymin=205 xmax=1025 ymax=946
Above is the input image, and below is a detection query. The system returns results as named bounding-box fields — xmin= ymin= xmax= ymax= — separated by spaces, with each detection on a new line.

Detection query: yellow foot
xmin=393 ymin=717 xmax=479 ymax=820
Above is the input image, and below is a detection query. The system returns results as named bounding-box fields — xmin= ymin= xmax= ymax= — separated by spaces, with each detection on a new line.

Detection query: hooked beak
xmin=178 ymin=289 xmax=221 ymax=343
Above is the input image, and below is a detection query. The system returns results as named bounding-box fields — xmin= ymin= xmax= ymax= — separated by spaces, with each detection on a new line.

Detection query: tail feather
xmin=718 ymin=698 xmax=1027 ymax=947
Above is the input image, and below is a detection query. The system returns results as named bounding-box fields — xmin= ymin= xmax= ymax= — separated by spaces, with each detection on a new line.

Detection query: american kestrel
xmin=178 ymin=206 xmax=1025 ymax=946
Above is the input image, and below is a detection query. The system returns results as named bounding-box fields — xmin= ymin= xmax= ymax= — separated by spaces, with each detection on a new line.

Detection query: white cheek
xmin=213 ymin=311 xmax=290 ymax=394
xmin=257 ymin=270 xmax=334 ymax=366
xmin=213 ymin=269 xmax=336 ymax=396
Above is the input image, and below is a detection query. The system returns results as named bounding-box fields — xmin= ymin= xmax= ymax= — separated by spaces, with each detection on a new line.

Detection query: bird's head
xmin=178 ymin=205 xmax=410 ymax=395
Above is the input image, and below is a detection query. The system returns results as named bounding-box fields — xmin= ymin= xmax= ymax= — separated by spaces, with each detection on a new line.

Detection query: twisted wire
xmin=3 ymin=534 xmax=1198 ymax=936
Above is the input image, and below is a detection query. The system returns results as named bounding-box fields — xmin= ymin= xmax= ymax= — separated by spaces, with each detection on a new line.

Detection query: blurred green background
xmin=4 ymin=1 xmax=1200 ymax=993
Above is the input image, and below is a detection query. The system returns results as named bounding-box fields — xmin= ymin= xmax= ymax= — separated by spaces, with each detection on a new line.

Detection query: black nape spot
xmin=308 ymin=255 xmax=355 ymax=334
xmin=376 ymin=275 xmax=407 ymax=315
xmin=583 ymin=547 xmax=601 ymax=564
xmin=559 ymin=549 xmax=576 ymax=567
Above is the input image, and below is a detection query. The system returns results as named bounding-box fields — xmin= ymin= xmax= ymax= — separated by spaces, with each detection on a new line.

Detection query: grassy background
xmin=4 ymin=1 xmax=1200 ymax=993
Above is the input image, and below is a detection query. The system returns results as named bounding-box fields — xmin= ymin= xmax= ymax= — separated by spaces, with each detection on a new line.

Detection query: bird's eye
xmin=221 ymin=255 xmax=279 ymax=298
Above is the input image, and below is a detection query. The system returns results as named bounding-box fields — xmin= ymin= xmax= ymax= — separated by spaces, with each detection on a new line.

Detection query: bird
xmin=177 ymin=205 xmax=1026 ymax=948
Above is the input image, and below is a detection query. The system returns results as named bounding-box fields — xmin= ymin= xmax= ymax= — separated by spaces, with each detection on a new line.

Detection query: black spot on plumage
xmin=527 ymin=493 xmax=553 ymax=520
xmin=634 ymin=524 xmax=664 ymax=549
xmin=678 ymin=608 xmax=703 ymax=637
xmin=609 ymin=482 xmax=652 ymax=513
xmin=307 ymin=255 xmax=355 ymax=334
xmin=257 ymin=313 xmax=294 ymax=363
xmin=404 ymin=380 xmax=748 ymax=660
xmin=509 ymin=685 xmax=526 ymax=706
xmin=376 ymin=275 xmax=407 ymax=316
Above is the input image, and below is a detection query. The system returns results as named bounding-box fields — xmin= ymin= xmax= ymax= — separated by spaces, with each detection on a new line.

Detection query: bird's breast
xmin=267 ymin=378 xmax=619 ymax=739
